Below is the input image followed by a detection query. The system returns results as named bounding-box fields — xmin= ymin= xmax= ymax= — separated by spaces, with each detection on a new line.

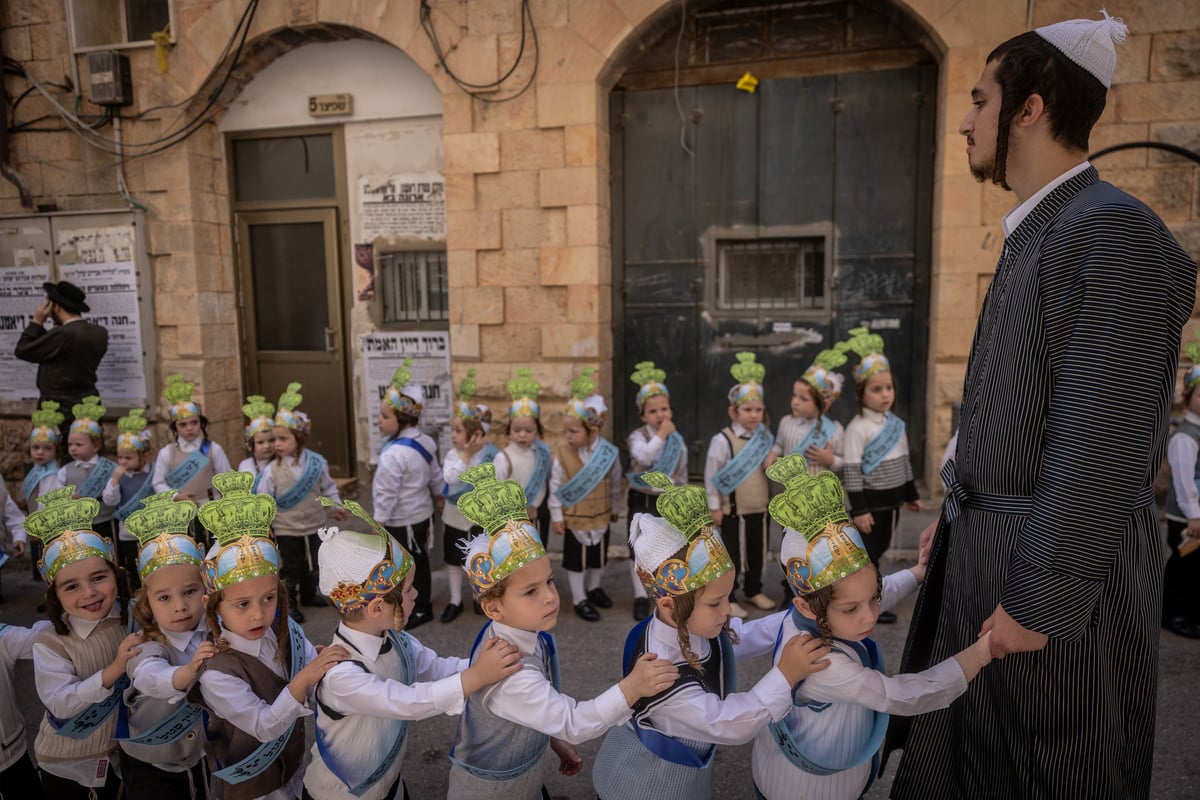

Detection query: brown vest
xmin=34 ymin=618 xmax=124 ymax=765
xmin=719 ymin=427 xmax=769 ymax=516
xmin=557 ymin=443 xmax=613 ymax=532
xmin=166 ymin=444 xmax=216 ymax=502
xmin=267 ymin=457 xmax=328 ymax=538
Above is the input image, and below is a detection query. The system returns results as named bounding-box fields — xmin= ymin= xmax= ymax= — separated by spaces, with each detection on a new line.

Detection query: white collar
xmin=399 ymin=426 xmax=420 ymax=438
xmin=730 ymin=421 xmax=754 ymax=437
xmin=1186 ymin=411 xmax=1200 ymax=426
xmin=220 ymin=625 xmax=271 ymax=658
xmin=1002 ymin=161 xmax=1091 ymax=237
xmin=336 ymin=622 xmax=390 ymax=662
xmin=66 ymin=606 xmax=120 ymax=639
xmin=73 ymin=454 xmax=100 ymax=467
xmin=162 ymin=625 xmax=203 ymax=653
xmin=862 ymin=408 xmax=889 ymax=423
xmin=177 ymin=437 xmax=204 ymax=454
xmin=648 ymin=612 xmax=710 ymax=659
xmin=489 ymin=620 xmax=542 ymax=656
xmin=281 ymin=453 xmax=302 ymax=469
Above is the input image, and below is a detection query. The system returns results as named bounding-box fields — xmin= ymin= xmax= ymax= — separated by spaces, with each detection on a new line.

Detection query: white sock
xmin=629 ymin=560 xmax=647 ymax=599
xmin=446 ymin=566 xmax=463 ymax=606
xmin=586 ymin=567 xmax=604 ymax=592
xmin=568 ymin=570 xmax=586 ymax=604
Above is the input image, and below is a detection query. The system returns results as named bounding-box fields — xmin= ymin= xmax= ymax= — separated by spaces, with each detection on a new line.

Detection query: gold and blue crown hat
xmin=30 ymin=400 xmax=65 ymax=444
xmin=163 ymin=374 xmax=201 ymax=422
xmin=564 ymin=366 xmax=606 ymax=427
xmin=25 ymin=488 xmax=115 ymax=583
xmin=457 ymin=463 xmax=546 ymax=597
xmin=70 ymin=395 xmax=105 ymax=438
xmin=317 ymin=498 xmax=414 ymax=614
xmin=507 ymin=368 xmax=542 ymax=419
xmin=274 ymin=382 xmax=310 ymax=435
xmin=802 ymin=345 xmax=851 ymax=405
xmin=127 ymin=491 xmax=203 ymax=581
xmin=454 ymin=369 xmax=493 ymax=432
xmin=768 ymin=454 xmax=871 ymax=596
xmin=384 ymin=358 xmax=423 ymax=417
xmin=242 ymin=395 xmax=276 ymax=440
xmin=631 ymin=361 xmax=670 ymax=410
xmin=845 ymin=327 xmax=891 ymax=384
xmin=198 ymin=472 xmax=281 ymax=593
xmin=1184 ymin=332 xmax=1200 ymax=391
xmin=630 ymin=472 xmax=733 ymax=598
xmin=116 ymin=408 xmax=151 ymax=452
xmin=727 ymin=352 xmax=766 ymax=406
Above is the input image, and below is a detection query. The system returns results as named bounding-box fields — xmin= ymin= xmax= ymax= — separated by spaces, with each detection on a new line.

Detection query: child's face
xmin=252 ymin=431 xmax=275 ymax=462
xmin=273 ymin=427 xmax=298 ymax=458
xmin=730 ymin=401 xmax=765 ymax=429
xmin=116 ymin=449 xmax=144 ymax=470
xmin=67 ymin=432 xmax=99 ymax=461
xmin=450 ymin=417 xmax=477 ymax=451
xmin=54 ymin=557 xmax=118 ymax=621
xmin=796 ymin=566 xmax=881 ymax=642
xmin=214 ymin=574 xmax=280 ymax=641
xmin=791 ymin=381 xmax=820 ymax=420
xmin=176 ymin=417 xmax=202 ymax=442
xmin=483 ymin=556 xmax=559 ymax=633
xmin=862 ymin=372 xmax=895 ymax=413
xmin=390 ymin=571 xmax=418 ymax=629
xmin=562 ymin=416 xmax=593 ymax=449
xmin=508 ymin=416 xmax=539 ymax=448
xmin=681 ymin=569 xmax=734 ymax=639
xmin=143 ymin=564 xmax=205 ymax=633
xmin=30 ymin=440 xmax=57 ymax=464
xmin=378 ymin=405 xmax=401 ymax=438
xmin=639 ymin=394 xmax=672 ymax=428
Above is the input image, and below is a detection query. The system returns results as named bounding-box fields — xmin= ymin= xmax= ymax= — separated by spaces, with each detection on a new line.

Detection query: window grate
xmin=717 ymin=238 xmax=826 ymax=311
xmin=379 ymin=250 xmax=449 ymax=323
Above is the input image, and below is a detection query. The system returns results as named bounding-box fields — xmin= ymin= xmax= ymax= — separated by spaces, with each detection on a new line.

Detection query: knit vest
xmin=268 ymin=457 xmax=327 ymax=538
xmin=166 ymin=445 xmax=216 ymax=503
xmin=1166 ymin=420 xmax=1200 ymax=520
xmin=64 ymin=461 xmax=116 ymax=523
xmin=719 ymin=427 xmax=769 ymax=516
xmin=33 ymin=618 xmax=124 ymax=765
xmin=120 ymin=639 xmax=206 ymax=771
xmin=557 ymin=445 xmax=611 ymax=532
xmin=200 ymin=649 xmax=307 ymax=800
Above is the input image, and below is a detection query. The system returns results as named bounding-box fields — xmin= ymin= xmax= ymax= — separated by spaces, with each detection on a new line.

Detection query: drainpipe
xmin=0 ymin=35 xmax=34 ymax=208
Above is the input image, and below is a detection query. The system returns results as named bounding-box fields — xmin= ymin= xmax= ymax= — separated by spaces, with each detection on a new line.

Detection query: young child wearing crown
xmin=120 ymin=492 xmax=214 ymax=797
xmin=27 ymin=489 xmax=141 ymax=799
xmin=152 ymin=375 xmax=232 ymax=509
xmin=448 ymin=464 xmax=679 ymax=799
xmin=101 ymin=409 xmax=154 ymax=589
xmin=549 ymin=367 xmax=623 ymax=622
xmin=625 ymin=362 xmax=688 ymax=622
xmin=54 ymin=396 xmax=121 ymax=541
xmin=1162 ymin=332 xmax=1200 ymax=638
xmin=441 ymin=369 xmax=499 ymax=624
xmin=703 ymin=353 xmax=777 ymax=617
xmin=492 ymin=368 xmax=552 ymax=547
xmin=841 ymin=328 xmax=921 ymax=625
xmin=239 ymin=395 xmax=276 ymax=485
xmin=303 ymin=499 xmax=520 ymax=800
xmin=374 ymin=358 xmax=445 ymax=631
xmin=749 ymin=455 xmax=992 ymax=799
xmin=592 ymin=472 xmax=830 ymax=799
xmin=256 ymin=382 xmax=344 ymax=624
xmin=22 ymin=401 xmax=65 ymax=581
xmin=771 ymin=347 xmax=849 ymax=477
xmin=193 ymin=472 xmax=349 ymax=800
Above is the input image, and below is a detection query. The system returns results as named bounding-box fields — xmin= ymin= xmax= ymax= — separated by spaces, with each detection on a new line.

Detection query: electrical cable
xmin=674 ymin=0 xmax=695 ymax=157
xmin=419 ymin=0 xmax=539 ymax=103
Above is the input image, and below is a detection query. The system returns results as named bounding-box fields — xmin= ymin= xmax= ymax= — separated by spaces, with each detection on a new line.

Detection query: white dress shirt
xmin=442 ymin=447 xmax=490 ymax=533
xmin=1168 ymin=410 xmax=1200 ymax=521
xmin=53 ymin=453 xmax=99 ymax=490
xmin=771 ymin=415 xmax=846 ymax=475
xmin=373 ymin=427 xmax=443 ymax=527
xmin=1 ymin=620 xmax=51 ymax=772
xmin=548 ymin=439 xmax=623 ymax=543
xmin=1002 ymin=161 xmax=1091 ymax=237
xmin=238 ymin=456 xmax=271 ymax=476
xmin=703 ymin=421 xmax=758 ymax=511
xmin=151 ymin=438 xmax=232 ymax=495
xmin=254 ymin=451 xmax=341 ymax=504
xmin=627 ymin=424 xmax=689 ymax=490
xmin=0 ymin=482 xmax=27 ymax=547
xmin=128 ymin=626 xmax=204 ymax=703
xmin=493 ymin=443 xmax=548 ymax=508
xmin=842 ymin=408 xmax=911 ymax=467
xmin=100 ymin=463 xmax=151 ymax=542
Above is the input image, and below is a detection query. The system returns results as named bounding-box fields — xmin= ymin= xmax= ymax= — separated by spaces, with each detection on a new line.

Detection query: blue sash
xmin=50 ymin=675 xmax=130 ymax=739
xmin=791 ymin=416 xmax=835 ymax=457
xmin=523 ymin=441 xmax=552 ymax=502
xmin=114 ymin=473 xmax=155 ymax=522
xmin=120 ymin=700 xmax=205 ymax=746
xmin=314 ymin=630 xmax=414 ymax=796
xmin=165 ymin=442 xmax=211 ymax=491
xmin=556 ymin=438 xmax=619 ymax=507
xmin=23 ymin=462 xmax=57 ymax=504
xmin=251 ymin=466 xmax=266 ymax=494
xmin=212 ymin=617 xmax=307 ymax=785
xmin=767 ymin=610 xmax=889 ymax=776
xmin=860 ymin=414 xmax=904 ymax=475
xmin=627 ymin=431 xmax=686 ymax=490
xmin=77 ymin=458 xmax=118 ymax=500
xmin=384 ymin=436 xmax=433 ymax=464
xmin=713 ymin=425 xmax=774 ymax=496
xmin=444 ymin=445 xmax=500 ymax=503
xmin=274 ymin=452 xmax=327 ymax=511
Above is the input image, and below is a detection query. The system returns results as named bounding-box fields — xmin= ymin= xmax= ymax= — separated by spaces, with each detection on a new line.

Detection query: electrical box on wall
xmin=87 ymin=51 xmax=133 ymax=106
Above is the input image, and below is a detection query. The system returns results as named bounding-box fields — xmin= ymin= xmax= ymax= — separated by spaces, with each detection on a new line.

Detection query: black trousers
xmin=387 ymin=519 xmax=432 ymax=613
xmin=38 ymin=767 xmax=119 ymax=800
xmin=0 ymin=751 xmax=45 ymax=799
xmin=1163 ymin=518 xmax=1200 ymax=623
xmin=119 ymin=754 xmax=207 ymax=800
xmin=863 ymin=506 xmax=899 ymax=566
xmin=562 ymin=527 xmax=609 ymax=572
xmin=721 ymin=510 xmax=767 ymax=598
xmin=278 ymin=534 xmax=321 ymax=603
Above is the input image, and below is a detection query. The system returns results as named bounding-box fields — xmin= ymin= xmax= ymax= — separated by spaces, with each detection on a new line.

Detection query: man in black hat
xmin=14 ymin=281 xmax=109 ymax=441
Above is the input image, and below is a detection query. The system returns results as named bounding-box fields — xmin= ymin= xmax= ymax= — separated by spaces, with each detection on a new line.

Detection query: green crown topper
xmin=127 ymin=491 xmax=198 ymax=547
xmin=198 ymin=472 xmax=277 ymax=546
xmin=729 ymin=352 xmax=765 ymax=385
xmin=1185 ymin=331 xmax=1200 ymax=365
xmin=569 ymin=366 xmax=596 ymax=400
xmin=641 ymin=472 xmax=713 ymax=539
xmin=630 ymin=361 xmax=667 ymax=388
xmin=506 ymin=368 xmax=541 ymax=401
xmin=459 ymin=368 xmax=478 ymax=404
xmin=31 ymin=400 xmax=65 ymax=430
xmin=72 ymin=395 xmax=106 ymax=424
xmin=844 ymin=327 xmax=885 ymax=359
xmin=457 ymin=463 xmax=530 ymax=534
xmin=811 ymin=344 xmax=851 ymax=372
xmin=26 ymin=488 xmax=101 ymax=545
xmin=242 ymin=394 xmax=275 ymax=421
xmin=766 ymin=455 xmax=850 ymax=541
xmin=392 ymin=357 xmax=415 ymax=393
xmin=163 ymin=373 xmax=195 ymax=406
xmin=277 ymin=382 xmax=303 ymax=413
xmin=117 ymin=408 xmax=149 ymax=437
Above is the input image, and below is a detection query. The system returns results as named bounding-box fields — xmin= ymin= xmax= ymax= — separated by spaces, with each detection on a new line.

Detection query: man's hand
xmin=32 ymin=300 xmax=53 ymax=326
xmin=979 ymin=604 xmax=1048 ymax=658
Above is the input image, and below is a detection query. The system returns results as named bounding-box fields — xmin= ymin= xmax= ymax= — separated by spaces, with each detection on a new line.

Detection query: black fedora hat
xmin=43 ymin=281 xmax=89 ymax=314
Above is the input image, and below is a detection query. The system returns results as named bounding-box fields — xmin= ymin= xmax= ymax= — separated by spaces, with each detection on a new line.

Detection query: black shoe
xmin=441 ymin=603 xmax=463 ymax=623
xmin=406 ymin=610 xmax=433 ymax=631
xmin=877 ymin=611 xmax=897 ymax=625
xmin=574 ymin=600 xmax=600 ymax=622
xmin=633 ymin=597 xmax=650 ymax=621
xmin=288 ymin=607 xmax=305 ymax=624
xmin=587 ymin=588 xmax=613 ymax=609
xmin=1164 ymin=616 xmax=1200 ymax=639
xmin=300 ymin=595 xmax=328 ymax=608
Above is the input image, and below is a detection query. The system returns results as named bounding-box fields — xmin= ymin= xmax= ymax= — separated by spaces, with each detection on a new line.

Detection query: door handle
xmin=325 ymin=327 xmax=337 ymax=351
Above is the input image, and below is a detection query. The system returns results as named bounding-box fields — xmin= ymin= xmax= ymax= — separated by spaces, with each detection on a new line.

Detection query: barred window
xmin=716 ymin=237 xmax=826 ymax=311
xmin=379 ymin=250 xmax=449 ymax=324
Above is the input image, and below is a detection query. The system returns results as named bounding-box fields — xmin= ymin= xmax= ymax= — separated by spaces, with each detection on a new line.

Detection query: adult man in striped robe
xmin=889 ymin=14 xmax=1196 ymax=799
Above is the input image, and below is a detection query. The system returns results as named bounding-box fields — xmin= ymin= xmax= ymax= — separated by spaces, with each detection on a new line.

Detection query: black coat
xmin=14 ymin=318 xmax=109 ymax=404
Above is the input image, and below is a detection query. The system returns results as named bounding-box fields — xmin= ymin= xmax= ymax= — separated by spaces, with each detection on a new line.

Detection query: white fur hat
xmin=1035 ymin=10 xmax=1128 ymax=89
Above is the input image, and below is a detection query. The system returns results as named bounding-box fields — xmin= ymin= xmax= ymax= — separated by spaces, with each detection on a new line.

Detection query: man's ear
xmin=1014 ymin=92 xmax=1048 ymax=129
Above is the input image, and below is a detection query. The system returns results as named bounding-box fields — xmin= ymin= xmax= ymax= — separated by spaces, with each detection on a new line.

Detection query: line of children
xmin=549 ymin=367 xmax=623 ymax=622
xmin=152 ymin=374 xmax=231 ymax=509
xmin=1162 ymin=333 xmax=1200 ymax=639
xmin=239 ymin=395 xmax=277 ymax=483
xmin=102 ymin=409 xmax=154 ymax=590
xmin=54 ymin=396 xmax=119 ymax=545
xmin=22 ymin=401 xmax=65 ymax=583
xmin=491 ymin=368 xmax=552 ymax=542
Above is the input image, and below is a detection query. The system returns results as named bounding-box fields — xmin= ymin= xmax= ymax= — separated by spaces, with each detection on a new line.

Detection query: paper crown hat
xmin=802 ymin=344 xmax=851 ymax=406
xmin=30 ymin=400 xmax=65 ymax=444
xmin=274 ymin=382 xmax=310 ymax=435
xmin=317 ymin=498 xmax=414 ymax=614
xmin=454 ymin=369 xmax=492 ymax=432
xmin=631 ymin=361 xmax=670 ymax=410
xmin=70 ymin=395 xmax=105 ymax=437
xmin=457 ymin=463 xmax=546 ymax=597
xmin=383 ymin=358 xmax=423 ymax=417
xmin=127 ymin=491 xmax=204 ymax=581
xmin=507 ymin=368 xmax=542 ymax=419
xmin=845 ymin=326 xmax=890 ymax=383
xmin=768 ymin=454 xmax=870 ymax=596
xmin=1185 ymin=332 xmax=1200 ymax=391
xmin=25 ymin=487 xmax=115 ymax=582
xmin=243 ymin=395 xmax=276 ymax=440
xmin=163 ymin=374 xmax=200 ymax=422
xmin=116 ymin=408 xmax=151 ymax=452
xmin=1035 ymin=10 xmax=1127 ymax=89
xmin=630 ymin=472 xmax=733 ymax=598
xmin=728 ymin=352 xmax=765 ymax=405
xmin=564 ymin=366 xmax=607 ymax=427
xmin=198 ymin=472 xmax=281 ymax=593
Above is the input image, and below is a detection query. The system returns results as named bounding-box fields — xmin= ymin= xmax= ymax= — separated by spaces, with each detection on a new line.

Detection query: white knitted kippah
xmin=401 ymin=380 xmax=424 ymax=406
xmin=779 ymin=528 xmax=808 ymax=569
xmin=317 ymin=526 xmax=388 ymax=597
xmin=629 ymin=512 xmax=688 ymax=574
xmin=584 ymin=394 xmax=608 ymax=416
xmin=1035 ymin=9 xmax=1128 ymax=88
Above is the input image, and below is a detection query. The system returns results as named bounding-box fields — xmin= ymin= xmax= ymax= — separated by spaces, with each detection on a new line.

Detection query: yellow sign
xmin=308 ymin=94 xmax=353 ymax=117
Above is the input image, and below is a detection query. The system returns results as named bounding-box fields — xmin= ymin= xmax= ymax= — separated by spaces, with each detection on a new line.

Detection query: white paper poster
xmin=0 ymin=265 xmax=51 ymax=402
xmin=358 ymin=174 xmax=446 ymax=242
xmin=361 ymin=331 xmax=452 ymax=463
